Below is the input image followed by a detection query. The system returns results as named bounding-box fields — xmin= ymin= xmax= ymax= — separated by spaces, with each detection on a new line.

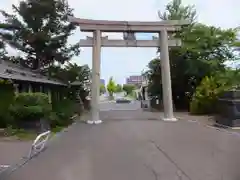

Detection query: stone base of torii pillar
xmin=162 ymin=117 xmax=178 ymax=121
xmin=86 ymin=120 xmax=103 ymax=124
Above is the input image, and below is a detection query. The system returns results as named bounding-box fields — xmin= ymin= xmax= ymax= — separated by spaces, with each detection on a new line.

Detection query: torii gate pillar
xmin=87 ymin=30 xmax=102 ymax=124
xmin=160 ymin=30 xmax=176 ymax=121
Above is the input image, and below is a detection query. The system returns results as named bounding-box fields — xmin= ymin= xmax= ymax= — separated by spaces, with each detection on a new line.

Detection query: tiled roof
xmin=0 ymin=60 xmax=66 ymax=86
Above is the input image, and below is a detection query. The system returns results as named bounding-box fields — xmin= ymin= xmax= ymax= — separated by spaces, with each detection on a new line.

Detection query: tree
xmin=232 ymin=27 xmax=240 ymax=51
xmin=231 ymin=33 xmax=240 ymax=67
xmin=100 ymin=84 xmax=106 ymax=95
xmin=190 ymin=68 xmax=240 ymax=114
xmin=47 ymin=62 xmax=91 ymax=107
xmin=115 ymin=84 xmax=123 ymax=93
xmin=158 ymin=0 xmax=196 ymax=23
xmin=48 ymin=62 xmax=90 ymax=85
xmin=0 ymin=40 xmax=6 ymax=60
xmin=107 ymin=77 xmax=116 ymax=97
xmin=123 ymin=84 xmax=135 ymax=95
xmin=146 ymin=0 xmax=238 ymax=110
xmin=0 ymin=0 xmax=80 ymax=70
xmin=64 ymin=63 xmax=90 ymax=85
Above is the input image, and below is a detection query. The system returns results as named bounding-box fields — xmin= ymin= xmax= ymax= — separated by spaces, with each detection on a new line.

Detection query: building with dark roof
xmin=0 ymin=60 xmax=65 ymax=86
xmin=0 ymin=60 xmax=66 ymax=102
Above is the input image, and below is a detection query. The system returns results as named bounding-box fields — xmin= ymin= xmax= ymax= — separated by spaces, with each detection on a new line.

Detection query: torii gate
xmin=68 ymin=16 xmax=189 ymax=124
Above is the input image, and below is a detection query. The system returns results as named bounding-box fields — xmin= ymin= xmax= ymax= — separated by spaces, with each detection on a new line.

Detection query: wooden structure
xmin=0 ymin=60 xmax=66 ymax=102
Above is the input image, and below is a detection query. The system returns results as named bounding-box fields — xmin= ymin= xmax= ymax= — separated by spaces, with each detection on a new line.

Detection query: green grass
xmin=51 ymin=126 xmax=65 ymax=134
xmin=14 ymin=131 xmax=37 ymax=140
xmin=2 ymin=125 xmax=66 ymax=140
xmin=2 ymin=127 xmax=37 ymax=140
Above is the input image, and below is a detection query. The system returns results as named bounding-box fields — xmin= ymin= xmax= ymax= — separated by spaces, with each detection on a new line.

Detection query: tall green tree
xmin=115 ymin=84 xmax=123 ymax=93
xmin=107 ymin=77 xmax=116 ymax=97
xmin=146 ymin=0 xmax=238 ymax=109
xmin=0 ymin=40 xmax=6 ymax=60
xmin=100 ymin=84 xmax=106 ymax=95
xmin=232 ymin=31 xmax=240 ymax=52
xmin=48 ymin=62 xmax=91 ymax=85
xmin=158 ymin=0 xmax=196 ymax=23
xmin=122 ymin=84 xmax=135 ymax=95
xmin=0 ymin=0 xmax=80 ymax=70
xmin=48 ymin=62 xmax=91 ymax=105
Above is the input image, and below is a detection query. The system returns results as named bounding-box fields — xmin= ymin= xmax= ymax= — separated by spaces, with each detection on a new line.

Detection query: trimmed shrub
xmin=10 ymin=92 xmax=52 ymax=122
xmin=50 ymin=99 xmax=75 ymax=127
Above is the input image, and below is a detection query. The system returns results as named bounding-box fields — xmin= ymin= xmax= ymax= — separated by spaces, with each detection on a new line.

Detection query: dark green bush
xmin=48 ymin=111 xmax=61 ymax=127
xmin=190 ymin=76 xmax=226 ymax=114
xmin=0 ymin=79 xmax=15 ymax=127
xmin=10 ymin=92 xmax=52 ymax=122
xmin=0 ymin=79 xmax=77 ymax=129
xmin=0 ymin=113 xmax=15 ymax=128
xmin=50 ymin=99 xmax=75 ymax=127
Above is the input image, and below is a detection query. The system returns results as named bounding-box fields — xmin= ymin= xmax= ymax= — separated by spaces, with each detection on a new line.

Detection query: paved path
xmin=0 ymin=141 xmax=31 ymax=174
xmin=0 ymin=141 xmax=31 ymax=165
xmin=4 ymin=102 xmax=240 ymax=180
xmin=100 ymin=100 xmax=139 ymax=111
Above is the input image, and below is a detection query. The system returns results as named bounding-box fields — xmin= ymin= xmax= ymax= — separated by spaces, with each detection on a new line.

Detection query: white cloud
xmin=1 ymin=0 xmax=240 ymax=84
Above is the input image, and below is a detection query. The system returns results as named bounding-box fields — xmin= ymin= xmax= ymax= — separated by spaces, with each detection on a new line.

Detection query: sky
xmin=0 ymin=0 xmax=240 ymax=84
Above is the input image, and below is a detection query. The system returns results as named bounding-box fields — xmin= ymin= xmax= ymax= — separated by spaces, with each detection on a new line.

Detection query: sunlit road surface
xmin=4 ymin=102 xmax=240 ymax=180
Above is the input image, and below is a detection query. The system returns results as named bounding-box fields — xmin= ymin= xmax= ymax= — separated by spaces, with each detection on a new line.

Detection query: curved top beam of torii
xmin=68 ymin=16 xmax=190 ymax=32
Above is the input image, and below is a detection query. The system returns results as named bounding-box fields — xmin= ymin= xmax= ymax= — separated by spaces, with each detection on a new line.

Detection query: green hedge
xmin=10 ymin=92 xmax=52 ymax=122
xmin=0 ymin=81 xmax=77 ymax=129
xmin=0 ymin=79 xmax=15 ymax=127
xmin=10 ymin=93 xmax=76 ymax=128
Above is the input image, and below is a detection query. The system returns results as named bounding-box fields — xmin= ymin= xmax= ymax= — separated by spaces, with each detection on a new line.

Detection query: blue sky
xmin=1 ymin=0 xmax=240 ymax=84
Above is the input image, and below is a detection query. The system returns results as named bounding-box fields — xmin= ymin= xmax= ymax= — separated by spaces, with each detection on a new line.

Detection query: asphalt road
xmin=0 ymin=141 xmax=31 ymax=174
xmin=100 ymin=100 xmax=139 ymax=111
xmin=4 ymin=102 xmax=240 ymax=180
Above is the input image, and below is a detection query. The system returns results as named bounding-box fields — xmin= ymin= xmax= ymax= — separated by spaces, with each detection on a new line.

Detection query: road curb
xmin=50 ymin=111 xmax=90 ymax=139
xmin=183 ymin=118 xmax=240 ymax=138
